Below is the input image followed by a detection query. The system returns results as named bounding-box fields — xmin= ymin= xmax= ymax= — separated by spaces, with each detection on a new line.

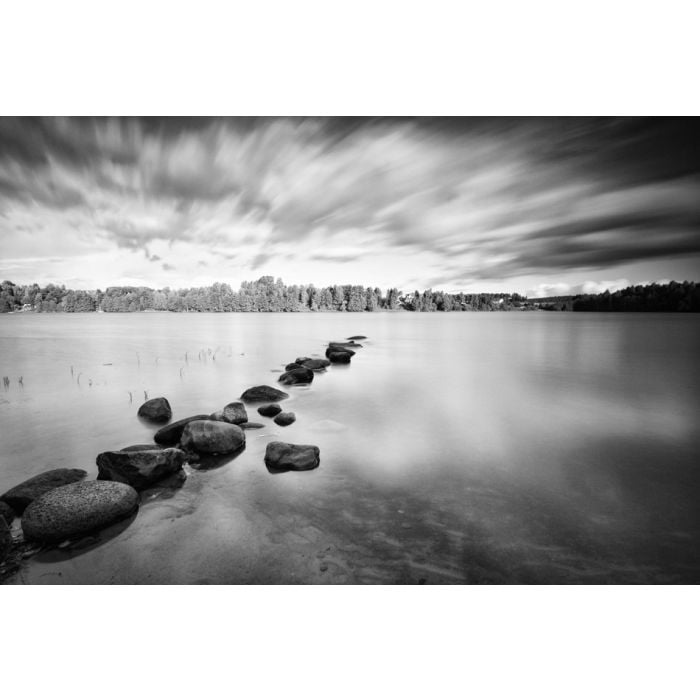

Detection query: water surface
xmin=1 ymin=312 xmax=699 ymax=583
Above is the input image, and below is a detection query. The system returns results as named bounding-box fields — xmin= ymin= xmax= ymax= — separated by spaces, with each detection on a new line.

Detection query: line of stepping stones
xmin=0 ymin=336 xmax=367 ymax=570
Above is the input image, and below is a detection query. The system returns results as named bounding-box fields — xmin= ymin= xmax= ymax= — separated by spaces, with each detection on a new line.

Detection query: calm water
xmin=1 ymin=311 xmax=699 ymax=584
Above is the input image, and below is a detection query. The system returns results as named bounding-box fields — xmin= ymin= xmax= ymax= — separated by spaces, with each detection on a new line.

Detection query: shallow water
xmin=1 ymin=311 xmax=699 ymax=584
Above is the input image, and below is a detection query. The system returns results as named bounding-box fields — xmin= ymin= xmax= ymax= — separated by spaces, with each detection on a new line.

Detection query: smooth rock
xmin=329 ymin=340 xmax=362 ymax=348
xmin=120 ymin=443 xmax=164 ymax=452
xmin=21 ymin=481 xmax=139 ymax=544
xmin=295 ymin=357 xmax=312 ymax=364
xmin=240 ymin=385 xmax=289 ymax=403
xmin=325 ymin=346 xmax=355 ymax=359
xmin=347 ymin=335 xmax=367 ymax=340
xmin=0 ymin=468 xmax=88 ymax=514
xmin=96 ymin=448 xmax=186 ymax=490
xmin=181 ymin=420 xmax=246 ymax=454
xmin=278 ymin=367 xmax=314 ymax=385
xmin=327 ymin=351 xmax=352 ymax=364
xmin=221 ymin=402 xmax=248 ymax=424
xmin=274 ymin=412 xmax=296 ymax=426
xmin=137 ymin=397 xmax=172 ymax=423
xmin=239 ymin=422 xmax=265 ymax=429
xmin=285 ymin=362 xmax=304 ymax=371
xmin=258 ymin=403 xmax=282 ymax=417
xmin=299 ymin=358 xmax=330 ymax=370
xmin=154 ymin=414 xmax=210 ymax=445
xmin=264 ymin=441 xmax=320 ymax=472
xmin=0 ymin=501 xmax=15 ymax=526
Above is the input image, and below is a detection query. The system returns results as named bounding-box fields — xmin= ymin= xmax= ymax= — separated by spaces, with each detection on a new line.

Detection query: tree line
xmin=0 ymin=277 xmax=527 ymax=313
xmin=2 ymin=278 xmax=697 ymax=314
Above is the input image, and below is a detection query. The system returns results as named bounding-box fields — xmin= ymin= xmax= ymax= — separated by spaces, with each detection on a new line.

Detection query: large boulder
xmin=278 ymin=367 xmax=314 ymax=385
xmin=258 ymin=403 xmax=282 ymax=417
xmin=137 ymin=397 xmax=172 ymax=423
xmin=154 ymin=414 xmax=210 ymax=445
xmin=327 ymin=351 xmax=352 ymax=364
xmin=274 ymin=412 xmax=296 ymax=426
xmin=181 ymin=420 xmax=245 ymax=454
xmin=21 ymin=481 xmax=139 ymax=544
xmin=96 ymin=448 xmax=186 ymax=490
xmin=241 ymin=385 xmax=289 ymax=403
xmin=264 ymin=442 xmax=320 ymax=472
xmin=0 ymin=468 xmax=87 ymax=514
xmin=325 ymin=346 xmax=355 ymax=359
xmin=221 ymin=402 xmax=248 ymax=425
xmin=0 ymin=501 xmax=15 ymax=526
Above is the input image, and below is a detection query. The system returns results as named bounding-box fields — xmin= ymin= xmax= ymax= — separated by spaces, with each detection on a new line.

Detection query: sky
xmin=0 ymin=116 xmax=698 ymax=297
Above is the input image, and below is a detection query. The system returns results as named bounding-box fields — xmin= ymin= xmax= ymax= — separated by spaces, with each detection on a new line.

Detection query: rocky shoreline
xmin=0 ymin=335 xmax=367 ymax=582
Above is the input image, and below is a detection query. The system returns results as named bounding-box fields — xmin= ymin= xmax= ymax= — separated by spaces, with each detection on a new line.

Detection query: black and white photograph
xmin=1 ymin=2 xmax=698 ymax=698
xmin=2 ymin=114 xmax=698 ymax=585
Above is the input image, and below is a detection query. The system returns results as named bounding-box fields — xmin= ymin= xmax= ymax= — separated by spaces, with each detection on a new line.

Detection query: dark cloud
xmin=251 ymin=252 xmax=272 ymax=270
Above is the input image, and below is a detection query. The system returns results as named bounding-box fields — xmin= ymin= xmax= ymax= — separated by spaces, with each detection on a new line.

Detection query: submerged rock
xmin=154 ymin=414 xmax=210 ymax=445
xmin=137 ymin=397 xmax=172 ymax=423
xmin=96 ymin=448 xmax=186 ymax=490
xmin=0 ymin=501 xmax=15 ymax=526
xmin=347 ymin=335 xmax=367 ymax=340
xmin=257 ymin=403 xmax=282 ymax=417
xmin=274 ymin=412 xmax=296 ymax=426
xmin=264 ymin=442 xmax=320 ymax=472
xmin=121 ymin=443 xmax=164 ymax=452
xmin=21 ymin=481 xmax=139 ymax=544
xmin=181 ymin=420 xmax=246 ymax=454
xmin=285 ymin=362 xmax=304 ymax=371
xmin=0 ymin=468 xmax=88 ymax=514
xmin=327 ymin=351 xmax=352 ymax=364
xmin=299 ymin=358 xmax=330 ymax=370
xmin=239 ymin=422 xmax=265 ymax=430
xmin=278 ymin=367 xmax=314 ymax=385
xmin=240 ymin=385 xmax=289 ymax=403
xmin=329 ymin=340 xmax=362 ymax=348
xmin=221 ymin=402 xmax=248 ymax=425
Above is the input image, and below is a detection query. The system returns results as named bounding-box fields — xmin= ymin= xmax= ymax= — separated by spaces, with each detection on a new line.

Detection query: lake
xmin=1 ymin=311 xmax=699 ymax=584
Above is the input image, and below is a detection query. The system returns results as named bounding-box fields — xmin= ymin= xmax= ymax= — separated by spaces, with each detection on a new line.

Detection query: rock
xmin=154 ymin=414 xmax=210 ymax=445
xmin=327 ymin=351 xmax=352 ymax=364
xmin=278 ymin=367 xmax=314 ymax=385
xmin=0 ymin=468 xmax=88 ymax=514
xmin=239 ymin=422 xmax=264 ymax=429
xmin=0 ymin=518 xmax=11 ymax=564
xmin=299 ymin=358 xmax=330 ymax=370
xmin=137 ymin=397 xmax=172 ymax=423
xmin=21 ymin=481 xmax=139 ymax=544
xmin=0 ymin=501 xmax=15 ymax=526
xmin=210 ymin=410 xmax=225 ymax=421
xmin=258 ymin=403 xmax=282 ymax=417
xmin=181 ymin=420 xmax=246 ymax=454
xmin=96 ymin=448 xmax=186 ymax=490
xmin=120 ymin=443 xmax=164 ymax=452
xmin=329 ymin=340 xmax=362 ymax=348
xmin=264 ymin=441 xmax=320 ymax=472
xmin=240 ymin=385 xmax=289 ymax=403
xmin=285 ymin=362 xmax=304 ymax=371
xmin=221 ymin=402 xmax=248 ymax=424
xmin=274 ymin=412 xmax=296 ymax=426
xmin=347 ymin=335 xmax=367 ymax=340
xmin=295 ymin=357 xmax=312 ymax=364
xmin=325 ymin=346 xmax=355 ymax=359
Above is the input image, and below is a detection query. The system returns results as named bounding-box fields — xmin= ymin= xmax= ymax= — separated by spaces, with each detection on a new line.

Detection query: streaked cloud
xmin=0 ymin=117 xmax=698 ymax=293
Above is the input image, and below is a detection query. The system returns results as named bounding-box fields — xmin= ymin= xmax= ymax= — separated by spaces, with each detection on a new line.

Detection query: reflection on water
xmin=1 ymin=312 xmax=699 ymax=584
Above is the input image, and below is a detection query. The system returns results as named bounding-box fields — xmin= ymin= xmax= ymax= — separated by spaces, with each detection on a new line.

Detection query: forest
xmin=0 ymin=277 xmax=526 ymax=313
xmin=0 ymin=278 xmax=697 ymax=313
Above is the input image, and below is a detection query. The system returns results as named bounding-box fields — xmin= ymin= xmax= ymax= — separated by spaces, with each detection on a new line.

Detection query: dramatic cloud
xmin=0 ymin=117 xmax=698 ymax=293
